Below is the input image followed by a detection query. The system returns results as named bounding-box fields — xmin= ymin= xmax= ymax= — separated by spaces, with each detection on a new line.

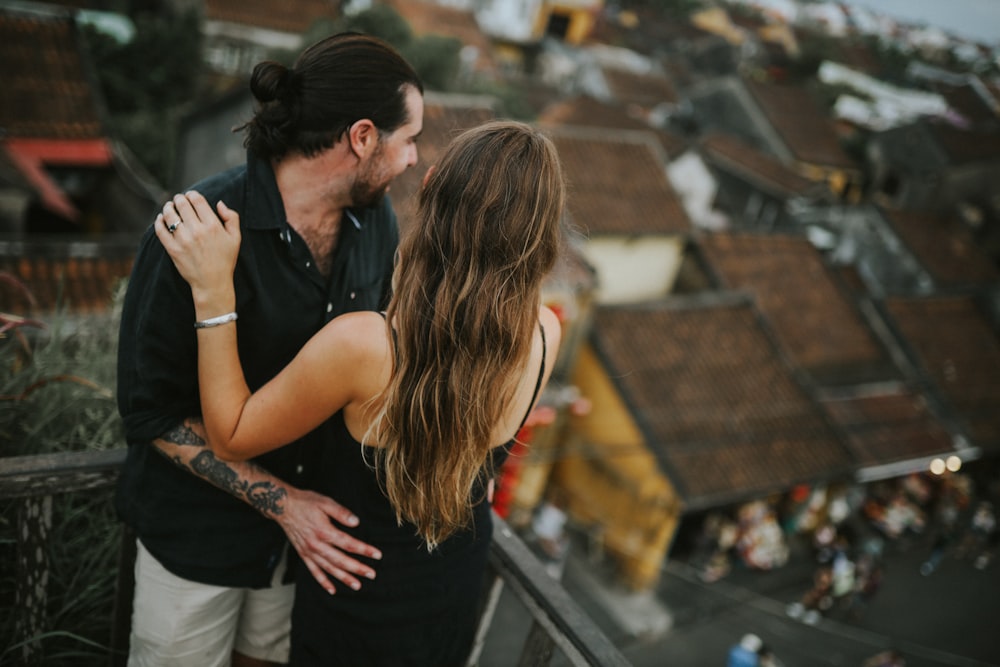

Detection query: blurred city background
xmin=2 ymin=0 xmax=999 ymax=665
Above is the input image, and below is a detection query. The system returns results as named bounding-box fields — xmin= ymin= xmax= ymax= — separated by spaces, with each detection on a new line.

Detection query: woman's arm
xmin=154 ymin=192 xmax=387 ymax=461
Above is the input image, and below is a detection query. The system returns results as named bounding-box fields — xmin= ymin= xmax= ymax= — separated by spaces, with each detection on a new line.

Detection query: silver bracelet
xmin=194 ymin=311 xmax=238 ymax=329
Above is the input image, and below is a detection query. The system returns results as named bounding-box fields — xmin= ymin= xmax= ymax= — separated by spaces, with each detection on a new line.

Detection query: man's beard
xmin=350 ymin=177 xmax=388 ymax=210
xmin=350 ymin=144 xmax=390 ymax=209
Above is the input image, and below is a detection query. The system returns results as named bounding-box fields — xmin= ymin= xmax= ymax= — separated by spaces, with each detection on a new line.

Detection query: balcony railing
xmin=1 ymin=448 xmax=631 ymax=667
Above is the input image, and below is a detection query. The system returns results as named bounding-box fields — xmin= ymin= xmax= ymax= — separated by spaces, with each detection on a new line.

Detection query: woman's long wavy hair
xmin=368 ymin=121 xmax=565 ymax=549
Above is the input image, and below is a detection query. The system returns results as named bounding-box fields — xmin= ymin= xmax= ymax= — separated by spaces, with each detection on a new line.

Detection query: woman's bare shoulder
xmin=309 ymin=311 xmax=392 ymax=365
xmin=539 ymin=305 xmax=562 ymax=350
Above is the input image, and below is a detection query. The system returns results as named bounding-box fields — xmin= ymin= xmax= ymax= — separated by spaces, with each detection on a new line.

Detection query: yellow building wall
xmin=796 ymin=162 xmax=863 ymax=204
xmin=690 ymin=7 xmax=747 ymax=46
xmin=534 ymin=3 xmax=599 ymax=45
xmin=505 ymin=413 xmax=566 ymax=528
xmin=758 ymin=23 xmax=800 ymax=58
xmin=550 ymin=344 xmax=683 ymax=590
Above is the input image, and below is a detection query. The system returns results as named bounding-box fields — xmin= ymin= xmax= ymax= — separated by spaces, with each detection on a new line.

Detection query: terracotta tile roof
xmin=699 ymin=132 xmax=822 ymax=199
xmin=884 ymin=295 xmax=1000 ymax=452
xmin=0 ymin=7 xmax=104 ymax=140
xmin=882 ymin=209 xmax=1000 ymax=288
xmin=601 ymin=66 xmax=678 ymax=109
xmin=592 ymin=299 xmax=854 ymax=509
xmin=0 ymin=241 xmax=135 ymax=315
xmin=699 ymin=232 xmax=896 ymax=384
xmin=545 ymin=126 xmax=690 ymax=236
xmin=387 ymin=94 xmax=497 ymax=235
xmin=934 ymin=82 xmax=998 ymax=126
xmin=821 ymin=388 xmax=956 ymax=467
xmin=205 ymin=0 xmax=340 ymax=35
xmin=744 ymin=78 xmax=857 ymax=170
xmin=538 ymin=95 xmax=689 ymax=159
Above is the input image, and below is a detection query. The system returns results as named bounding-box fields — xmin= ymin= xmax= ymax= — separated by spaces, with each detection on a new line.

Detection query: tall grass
xmin=1 ymin=281 xmax=126 ymax=665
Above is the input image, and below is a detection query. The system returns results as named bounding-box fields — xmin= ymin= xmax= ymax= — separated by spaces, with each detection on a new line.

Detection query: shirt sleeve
xmin=116 ymin=225 xmax=201 ymax=443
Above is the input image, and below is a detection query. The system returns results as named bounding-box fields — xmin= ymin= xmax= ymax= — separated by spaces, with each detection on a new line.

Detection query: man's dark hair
xmin=241 ymin=33 xmax=423 ymax=161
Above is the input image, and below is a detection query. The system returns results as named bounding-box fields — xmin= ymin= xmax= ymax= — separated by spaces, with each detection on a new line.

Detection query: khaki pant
xmin=128 ymin=540 xmax=293 ymax=666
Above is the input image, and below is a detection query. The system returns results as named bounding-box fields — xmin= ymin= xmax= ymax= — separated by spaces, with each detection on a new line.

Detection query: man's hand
xmin=154 ymin=418 xmax=380 ymax=593
xmin=276 ymin=487 xmax=382 ymax=594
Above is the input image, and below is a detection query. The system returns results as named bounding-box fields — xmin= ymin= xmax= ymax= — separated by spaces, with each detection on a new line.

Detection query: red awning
xmin=5 ymin=138 xmax=112 ymax=166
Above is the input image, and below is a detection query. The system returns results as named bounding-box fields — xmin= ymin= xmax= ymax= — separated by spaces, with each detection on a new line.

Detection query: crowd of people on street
xmin=701 ymin=466 xmax=998 ymax=666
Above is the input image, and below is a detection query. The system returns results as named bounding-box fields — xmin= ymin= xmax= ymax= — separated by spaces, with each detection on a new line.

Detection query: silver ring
xmin=167 ymin=221 xmax=180 ymax=233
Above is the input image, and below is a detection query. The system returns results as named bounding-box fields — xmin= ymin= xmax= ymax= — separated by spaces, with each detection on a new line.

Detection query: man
xmin=116 ymin=34 xmax=423 ymax=666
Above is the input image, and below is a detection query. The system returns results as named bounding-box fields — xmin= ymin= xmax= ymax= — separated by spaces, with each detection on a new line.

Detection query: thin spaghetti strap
xmin=516 ymin=323 xmax=547 ymax=431
xmin=378 ymin=311 xmax=398 ymax=351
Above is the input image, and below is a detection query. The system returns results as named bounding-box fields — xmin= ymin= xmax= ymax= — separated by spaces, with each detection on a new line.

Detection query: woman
xmin=154 ymin=121 xmax=564 ymax=666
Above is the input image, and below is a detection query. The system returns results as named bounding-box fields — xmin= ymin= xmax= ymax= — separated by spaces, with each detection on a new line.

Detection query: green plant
xmin=1 ymin=280 xmax=126 ymax=665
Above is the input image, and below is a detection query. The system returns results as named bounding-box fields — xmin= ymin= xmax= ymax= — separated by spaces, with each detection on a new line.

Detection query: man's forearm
xmin=154 ymin=418 xmax=380 ymax=591
xmin=153 ymin=418 xmax=287 ymax=519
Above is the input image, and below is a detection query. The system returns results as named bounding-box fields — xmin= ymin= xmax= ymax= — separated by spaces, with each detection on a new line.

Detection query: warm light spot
xmin=929 ymin=458 xmax=946 ymax=475
xmin=946 ymin=455 xmax=962 ymax=473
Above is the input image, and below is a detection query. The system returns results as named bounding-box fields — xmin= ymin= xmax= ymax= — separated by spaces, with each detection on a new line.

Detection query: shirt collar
xmin=244 ymin=150 xmax=286 ymax=231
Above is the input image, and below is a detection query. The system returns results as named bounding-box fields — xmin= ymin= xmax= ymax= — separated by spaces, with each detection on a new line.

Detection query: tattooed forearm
xmin=155 ymin=419 xmax=287 ymax=517
xmin=189 ymin=451 xmax=288 ymax=517
xmin=162 ymin=422 xmax=207 ymax=446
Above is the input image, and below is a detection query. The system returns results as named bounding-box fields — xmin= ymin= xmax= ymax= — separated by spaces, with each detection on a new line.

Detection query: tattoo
xmin=162 ymin=423 xmax=206 ymax=446
xmin=189 ymin=452 xmax=288 ymax=517
xmin=157 ymin=420 xmax=287 ymax=518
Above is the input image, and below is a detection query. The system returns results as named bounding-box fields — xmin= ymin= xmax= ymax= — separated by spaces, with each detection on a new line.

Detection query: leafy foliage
xmin=1 ymin=284 xmax=125 ymax=665
xmin=81 ymin=8 xmax=202 ymax=185
xmin=82 ymin=9 xmax=201 ymax=113
xmin=310 ymin=5 xmax=464 ymax=91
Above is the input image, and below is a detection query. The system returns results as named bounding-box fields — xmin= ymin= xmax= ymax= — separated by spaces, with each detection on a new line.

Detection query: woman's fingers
xmin=172 ymin=193 xmax=200 ymax=227
xmin=153 ymin=212 xmax=175 ymax=248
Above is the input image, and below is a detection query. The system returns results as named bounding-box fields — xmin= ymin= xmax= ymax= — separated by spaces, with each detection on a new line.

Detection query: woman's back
xmin=290 ymin=318 xmax=553 ymax=666
xmin=291 ymin=413 xmax=512 ymax=666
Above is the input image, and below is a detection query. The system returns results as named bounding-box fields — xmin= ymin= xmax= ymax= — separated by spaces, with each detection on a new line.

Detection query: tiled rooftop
xmin=821 ymin=388 xmax=956 ymax=467
xmin=0 ymin=7 xmax=104 ymax=140
xmin=699 ymin=132 xmax=824 ymax=198
xmin=601 ymin=65 xmax=678 ymax=109
xmin=698 ymin=232 xmax=896 ymax=384
xmin=546 ymin=126 xmax=690 ymax=236
xmin=0 ymin=242 xmax=134 ymax=315
xmin=882 ymin=209 xmax=1000 ymax=288
xmin=884 ymin=295 xmax=1000 ymax=453
xmin=744 ymin=78 xmax=857 ymax=170
xmin=592 ymin=298 xmax=854 ymax=509
xmin=933 ymin=82 xmax=998 ymax=126
xmin=205 ymin=0 xmax=340 ymax=35
xmin=538 ymin=95 xmax=689 ymax=159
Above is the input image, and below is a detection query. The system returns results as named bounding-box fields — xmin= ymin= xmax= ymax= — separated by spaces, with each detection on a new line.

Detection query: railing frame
xmin=1 ymin=448 xmax=630 ymax=667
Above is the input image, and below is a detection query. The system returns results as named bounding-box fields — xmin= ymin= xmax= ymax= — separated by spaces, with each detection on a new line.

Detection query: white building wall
xmin=581 ymin=237 xmax=685 ymax=304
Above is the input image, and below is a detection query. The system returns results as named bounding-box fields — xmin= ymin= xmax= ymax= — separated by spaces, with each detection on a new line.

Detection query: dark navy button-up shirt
xmin=115 ymin=150 xmax=399 ymax=587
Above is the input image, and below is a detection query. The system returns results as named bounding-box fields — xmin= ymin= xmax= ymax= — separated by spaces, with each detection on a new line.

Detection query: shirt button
xmin=305 ymin=261 xmax=311 ymax=268
xmin=326 ymin=302 xmax=333 ymax=313
xmin=350 ymin=291 xmax=356 ymax=300
xmin=296 ymin=464 xmax=304 ymax=474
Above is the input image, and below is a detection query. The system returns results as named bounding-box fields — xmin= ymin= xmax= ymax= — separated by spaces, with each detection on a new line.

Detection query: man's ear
xmin=348 ymin=119 xmax=378 ymax=159
xmin=422 ymin=165 xmax=436 ymax=188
